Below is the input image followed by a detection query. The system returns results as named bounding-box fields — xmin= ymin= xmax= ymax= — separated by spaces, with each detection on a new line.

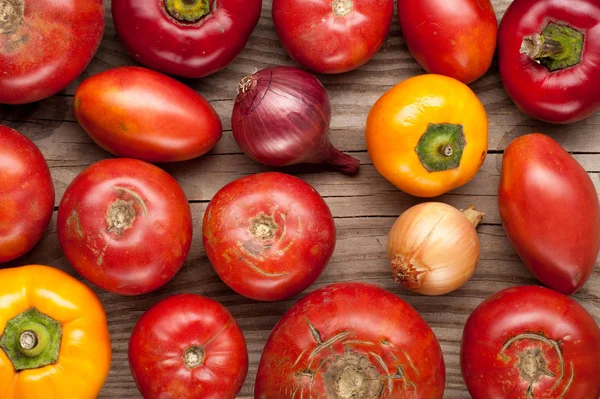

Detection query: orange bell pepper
xmin=366 ymin=74 xmax=488 ymax=197
xmin=0 ymin=265 xmax=111 ymax=398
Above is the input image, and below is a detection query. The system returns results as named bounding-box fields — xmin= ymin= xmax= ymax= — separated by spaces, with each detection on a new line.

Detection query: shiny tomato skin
xmin=0 ymin=126 xmax=54 ymax=262
xmin=74 ymin=66 xmax=222 ymax=163
xmin=398 ymin=0 xmax=497 ymax=84
xmin=461 ymin=286 xmax=600 ymax=399
xmin=203 ymin=172 xmax=335 ymax=301
xmin=0 ymin=0 xmax=104 ymax=104
xmin=498 ymin=134 xmax=600 ymax=294
xmin=256 ymin=282 xmax=446 ymax=398
xmin=57 ymin=158 xmax=192 ymax=295
xmin=272 ymin=0 xmax=394 ymax=74
xmin=129 ymin=294 xmax=248 ymax=399
xmin=112 ymin=0 xmax=262 ymax=78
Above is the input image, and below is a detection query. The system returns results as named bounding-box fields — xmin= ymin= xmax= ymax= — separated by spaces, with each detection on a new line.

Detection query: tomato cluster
xmin=1 ymin=0 xmax=598 ymax=398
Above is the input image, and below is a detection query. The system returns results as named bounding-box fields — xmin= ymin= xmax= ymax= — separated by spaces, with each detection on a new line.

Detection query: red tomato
xmin=111 ymin=0 xmax=262 ymax=78
xmin=202 ymin=172 xmax=335 ymax=301
xmin=461 ymin=285 xmax=600 ymax=398
xmin=0 ymin=0 xmax=103 ymax=104
xmin=74 ymin=66 xmax=222 ymax=163
xmin=255 ymin=282 xmax=446 ymax=398
xmin=272 ymin=0 xmax=394 ymax=74
xmin=498 ymin=134 xmax=600 ymax=294
xmin=129 ymin=294 xmax=248 ymax=399
xmin=0 ymin=126 xmax=54 ymax=262
xmin=398 ymin=0 xmax=497 ymax=84
xmin=57 ymin=158 xmax=192 ymax=295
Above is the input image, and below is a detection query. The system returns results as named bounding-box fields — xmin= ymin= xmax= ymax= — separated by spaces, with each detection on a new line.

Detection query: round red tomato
xmin=461 ymin=285 xmax=600 ymax=398
xmin=129 ymin=294 xmax=248 ymax=399
xmin=57 ymin=158 xmax=192 ymax=295
xmin=498 ymin=134 xmax=600 ymax=294
xmin=202 ymin=172 xmax=335 ymax=301
xmin=255 ymin=282 xmax=446 ymax=398
xmin=74 ymin=66 xmax=222 ymax=163
xmin=272 ymin=0 xmax=393 ymax=74
xmin=112 ymin=0 xmax=262 ymax=78
xmin=0 ymin=0 xmax=104 ymax=104
xmin=398 ymin=0 xmax=497 ymax=84
xmin=0 ymin=126 xmax=54 ymax=263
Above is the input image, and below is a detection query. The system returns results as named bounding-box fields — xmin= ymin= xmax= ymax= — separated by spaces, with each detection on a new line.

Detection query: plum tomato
xmin=461 ymin=285 xmax=600 ymax=399
xmin=112 ymin=0 xmax=262 ymax=78
xmin=57 ymin=158 xmax=192 ymax=295
xmin=255 ymin=282 xmax=446 ymax=398
xmin=272 ymin=0 xmax=394 ymax=74
xmin=0 ymin=126 xmax=54 ymax=263
xmin=0 ymin=0 xmax=104 ymax=104
xmin=202 ymin=172 xmax=335 ymax=301
xmin=129 ymin=294 xmax=248 ymax=399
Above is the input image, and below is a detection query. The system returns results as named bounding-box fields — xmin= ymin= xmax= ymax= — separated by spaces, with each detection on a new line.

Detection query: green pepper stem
xmin=164 ymin=0 xmax=211 ymax=23
xmin=520 ymin=23 xmax=584 ymax=71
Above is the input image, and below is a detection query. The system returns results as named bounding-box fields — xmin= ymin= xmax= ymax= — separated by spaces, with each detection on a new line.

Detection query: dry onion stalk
xmin=387 ymin=202 xmax=484 ymax=295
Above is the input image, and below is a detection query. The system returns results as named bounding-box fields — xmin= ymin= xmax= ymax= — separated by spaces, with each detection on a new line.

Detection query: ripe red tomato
xmin=272 ymin=0 xmax=393 ymax=74
xmin=498 ymin=134 xmax=600 ymax=294
xmin=0 ymin=126 xmax=54 ymax=262
xmin=203 ymin=172 xmax=335 ymax=301
xmin=129 ymin=294 xmax=248 ymax=399
xmin=398 ymin=0 xmax=497 ymax=84
xmin=74 ymin=66 xmax=222 ymax=163
xmin=112 ymin=0 xmax=262 ymax=78
xmin=461 ymin=285 xmax=600 ymax=398
xmin=255 ymin=282 xmax=446 ymax=398
xmin=57 ymin=158 xmax=192 ymax=295
xmin=0 ymin=0 xmax=103 ymax=104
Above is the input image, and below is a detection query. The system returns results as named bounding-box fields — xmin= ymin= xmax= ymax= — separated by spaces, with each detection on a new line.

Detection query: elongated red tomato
xmin=256 ymin=282 xmax=446 ymax=398
xmin=57 ymin=158 xmax=193 ymax=295
xmin=129 ymin=294 xmax=248 ymax=399
xmin=498 ymin=134 xmax=599 ymax=294
xmin=203 ymin=172 xmax=335 ymax=301
xmin=0 ymin=126 xmax=54 ymax=262
xmin=461 ymin=286 xmax=600 ymax=398
xmin=74 ymin=66 xmax=222 ymax=163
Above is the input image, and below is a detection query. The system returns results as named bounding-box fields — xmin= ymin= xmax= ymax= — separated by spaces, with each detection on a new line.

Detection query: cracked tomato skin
xmin=57 ymin=158 xmax=192 ymax=295
xmin=202 ymin=172 xmax=335 ymax=301
xmin=461 ymin=286 xmax=600 ymax=399
xmin=255 ymin=282 xmax=446 ymax=398
xmin=129 ymin=294 xmax=248 ymax=399
xmin=0 ymin=126 xmax=54 ymax=263
xmin=272 ymin=0 xmax=394 ymax=74
xmin=0 ymin=0 xmax=104 ymax=104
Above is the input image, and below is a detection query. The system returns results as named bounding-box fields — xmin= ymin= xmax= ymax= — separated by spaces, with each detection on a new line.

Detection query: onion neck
xmin=461 ymin=205 xmax=484 ymax=228
xmin=164 ymin=0 xmax=211 ymax=23
xmin=520 ymin=23 xmax=584 ymax=71
xmin=0 ymin=0 xmax=24 ymax=34
xmin=324 ymin=146 xmax=360 ymax=174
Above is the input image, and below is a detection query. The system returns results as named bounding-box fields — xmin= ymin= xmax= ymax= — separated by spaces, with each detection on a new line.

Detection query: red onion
xmin=232 ymin=66 xmax=360 ymax=174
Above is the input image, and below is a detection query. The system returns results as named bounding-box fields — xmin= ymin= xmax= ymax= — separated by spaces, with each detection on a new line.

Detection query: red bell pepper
xmin=498 ymin=0 xmax=600 ymax=124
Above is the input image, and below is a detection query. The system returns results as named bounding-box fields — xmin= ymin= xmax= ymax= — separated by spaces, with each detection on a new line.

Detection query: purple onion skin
xmin=232 ymin=66 xmax=359 ymax=174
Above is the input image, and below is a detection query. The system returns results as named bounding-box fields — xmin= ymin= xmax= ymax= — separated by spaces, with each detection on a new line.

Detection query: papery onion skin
xmin=387 ymin=202 xmax=483 ymax=295
xmin=232 ymin=66 xmax=360 ymax=173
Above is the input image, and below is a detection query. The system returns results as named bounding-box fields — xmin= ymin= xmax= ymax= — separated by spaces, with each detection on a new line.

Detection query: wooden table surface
xmin=1 ymin=0 xmax=599 ymax=397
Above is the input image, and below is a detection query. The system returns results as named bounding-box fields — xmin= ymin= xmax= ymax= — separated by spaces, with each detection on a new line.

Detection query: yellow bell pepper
xmin=366 ymin=74 xmax=488 ymax=197
xmin=0 ymin=265 xmax=111 ymax=398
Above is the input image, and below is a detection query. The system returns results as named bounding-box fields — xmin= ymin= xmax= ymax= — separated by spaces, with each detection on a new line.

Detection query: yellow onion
xmin=387 ymin=202 xmax=484 ymax=295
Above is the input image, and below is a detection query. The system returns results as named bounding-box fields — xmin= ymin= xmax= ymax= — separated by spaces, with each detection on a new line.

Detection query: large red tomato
xmin=0 ymin=0 xmax=104 ymax=104
xmin=74 ymin=66 xmax=222 ymax=163
xmin=129 ymin=294 xmax=248 ymax=399
xmin=0 ymin=126 xmax=54 ymax=262
xmin=272 ymin=0 xmax=394 ymax=74
xmin=203 ymin=172 xmax=335 ymax=301
xmin=398 ymin=0 xmax=497 ymax=84
xmin=57 ymin=158 xmax=192 ymax=295
xmin=255 ymin=282 xmax=446 ymax=398
xmin=112 ymin=0 xmax=262 ymax=78
xmin=498 ymin=133 xmax=600 ymax=294
xmin=461 ymin=285 xmax=600 ymax=398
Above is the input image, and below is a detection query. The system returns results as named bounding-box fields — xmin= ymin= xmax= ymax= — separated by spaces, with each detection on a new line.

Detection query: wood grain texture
xmin=1 ymin=0 xmax=599 ymax=398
